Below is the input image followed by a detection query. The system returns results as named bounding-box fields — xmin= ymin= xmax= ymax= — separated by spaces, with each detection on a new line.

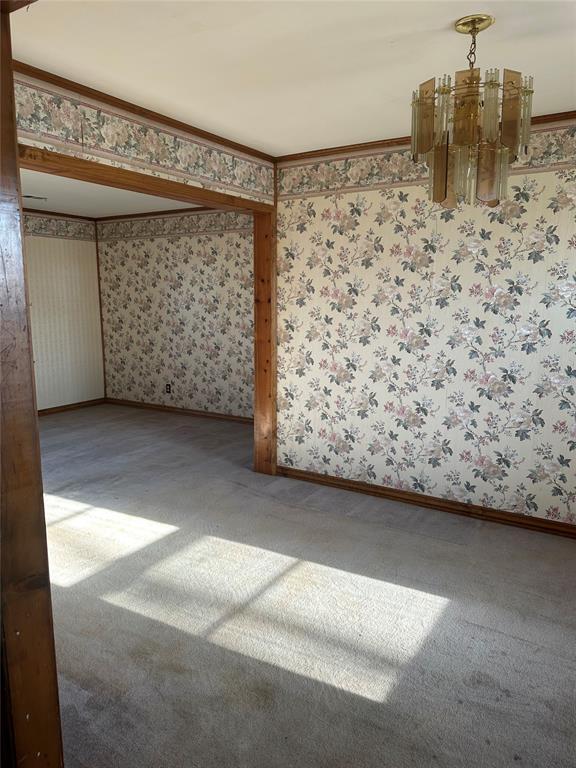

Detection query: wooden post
xmin=253 ymin=211 xmax=277 ymax=474
xmin=1 ymin=4 xmax=64 ymax=766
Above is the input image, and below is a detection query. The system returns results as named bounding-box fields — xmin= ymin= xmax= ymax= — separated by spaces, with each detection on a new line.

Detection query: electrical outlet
xmin=165 ymin=383 xmax=172 ymax=394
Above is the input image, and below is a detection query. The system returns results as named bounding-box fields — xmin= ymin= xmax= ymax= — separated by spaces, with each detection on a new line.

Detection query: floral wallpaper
xmin=98 ymin=211 xmax=254 ymax=418
xmin=278 ymin=126 xmax=576 ymax=199
xmin=97 ymin=211 xmax=253 ymax=242
xmin=277 ymin=156 xmax=576 ymax=524
xmin=23 ymin=212 xmax=96 ymax=240
xmin=15 ymin=77 xmax=274 ymax=204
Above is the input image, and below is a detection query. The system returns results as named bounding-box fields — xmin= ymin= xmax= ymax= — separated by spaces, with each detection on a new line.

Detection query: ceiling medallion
xmin=410 ymin=13 xmax=534 ymax=208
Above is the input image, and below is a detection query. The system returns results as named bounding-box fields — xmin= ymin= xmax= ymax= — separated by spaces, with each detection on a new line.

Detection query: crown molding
xmin=12 ymin=61 xmax=576 ymax=170
xmin=12 ymin=60 xmax=275 ymax=164
xmin=275 ymin=111 xmax=576 ymax=164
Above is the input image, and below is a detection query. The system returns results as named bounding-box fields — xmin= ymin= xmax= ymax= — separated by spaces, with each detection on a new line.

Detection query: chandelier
xmin=410 ymin=13 xmax=534 ymax=208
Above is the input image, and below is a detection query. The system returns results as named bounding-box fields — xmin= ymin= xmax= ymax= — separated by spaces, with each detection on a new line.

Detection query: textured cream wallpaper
xmin=25 ymin=217 xmax=104 ymax=410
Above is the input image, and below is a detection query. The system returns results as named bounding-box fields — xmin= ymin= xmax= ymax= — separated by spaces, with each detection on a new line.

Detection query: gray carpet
xmin=39 ymin=405 xmax=576 ymax=768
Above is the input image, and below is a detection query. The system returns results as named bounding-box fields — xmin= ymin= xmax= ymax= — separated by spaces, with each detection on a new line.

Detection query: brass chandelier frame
xmin=411 ymin=13 xmax=534 ymax=208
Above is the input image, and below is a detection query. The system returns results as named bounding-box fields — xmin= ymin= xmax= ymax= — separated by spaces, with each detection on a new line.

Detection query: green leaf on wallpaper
xmin=417 ymin=322 xmax=432 ymax=337
xmin=479 ymin=228 xmax=492 ymax=240
xmin=422 ymin=238 xmax=436 ymax=253
xmin=346 ymin=282 xmax=359 ymax=297
xmin=500 ymin=368 xmax=517 ymax=384
xmin=538 ymin=321 xmax=552 ymax=339
xmin=495 ymin=452 xmax=511 ymax=469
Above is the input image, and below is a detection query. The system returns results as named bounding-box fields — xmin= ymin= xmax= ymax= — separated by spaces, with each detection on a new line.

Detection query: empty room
xmin=1 ymin=2 xmax=575 ymax=768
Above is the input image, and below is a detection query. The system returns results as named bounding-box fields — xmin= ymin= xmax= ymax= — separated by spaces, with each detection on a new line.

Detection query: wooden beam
xmin=253 ymin=211 xmax=277 ymax=474
xmin=0 ymin=9 xmax=64 ymax=768
xmin=18 ymin=145 xmax=275 ymax=214
xmin=1 ymin=0 xmax=38 ymax=13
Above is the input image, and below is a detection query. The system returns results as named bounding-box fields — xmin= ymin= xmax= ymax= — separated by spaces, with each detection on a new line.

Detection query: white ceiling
xmin=11 ymin=1 xmax=576 ymax=156
xmin=20 ymin=170 xmax=196 ymax=218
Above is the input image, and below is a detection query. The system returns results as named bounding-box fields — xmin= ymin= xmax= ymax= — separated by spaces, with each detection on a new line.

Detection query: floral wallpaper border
xmin=97 ymin=210 xmax=253 ymax=242
xmin=23 ymin=212 xmax=96 ymax=240
xmin=278 ymin=125 xmax=576 ymax=199
xmin=15 ymin=77 xmax=274 ymax=204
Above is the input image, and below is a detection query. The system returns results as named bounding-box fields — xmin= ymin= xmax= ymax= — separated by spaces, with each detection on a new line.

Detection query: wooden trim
xmin=277 ymin=467 xmax=576 ymax=538
xmin=531 ymin=110 xmax=576 ymax=125
xmin=13 ymin=60 xmax=274 ymax=163
xmin=19 ymin=145 xmax=274 ymax=213
xmin=94 ymin=225 xmax=107 ymax=397
xmin=96 ymin=205 xmax=213 ymax=222
xmin=276 ymin=111 xmax=576 ymax=164
xmin=0 ymin=10 xmax=64 ymax=767
xmin=253 ymin=211 xmax=277 ymax=474
xmin=277 ymin=135 xmax=411 ymax=163
xmin=23 ymin=206 xmax=96 ymax=222
xmin=1 ymin=0 xmax=37 ymax=13
xmin=38 ymin=398 xmax=106 ymax=416
xmin=105 ymin=398 xmax=254 ymax=424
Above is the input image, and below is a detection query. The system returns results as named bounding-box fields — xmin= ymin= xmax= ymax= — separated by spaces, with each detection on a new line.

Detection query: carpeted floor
xmin=40 ymin=405 xmax=576 ymax=768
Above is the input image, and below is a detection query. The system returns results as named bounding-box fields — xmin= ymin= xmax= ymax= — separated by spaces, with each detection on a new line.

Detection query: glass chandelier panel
xmin=410 ymin=14 xmax=534 ymax=208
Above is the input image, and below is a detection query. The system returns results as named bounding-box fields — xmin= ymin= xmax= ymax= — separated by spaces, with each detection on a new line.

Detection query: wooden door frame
xmin=19 ymin=146 xmax=278 ymax=475
xmin=1 ymin=3 xmax=64 ymax=766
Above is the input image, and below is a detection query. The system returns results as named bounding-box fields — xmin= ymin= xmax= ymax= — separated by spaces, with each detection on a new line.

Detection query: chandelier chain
xmin=467 ymin=28 xmax=477 ymax=70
